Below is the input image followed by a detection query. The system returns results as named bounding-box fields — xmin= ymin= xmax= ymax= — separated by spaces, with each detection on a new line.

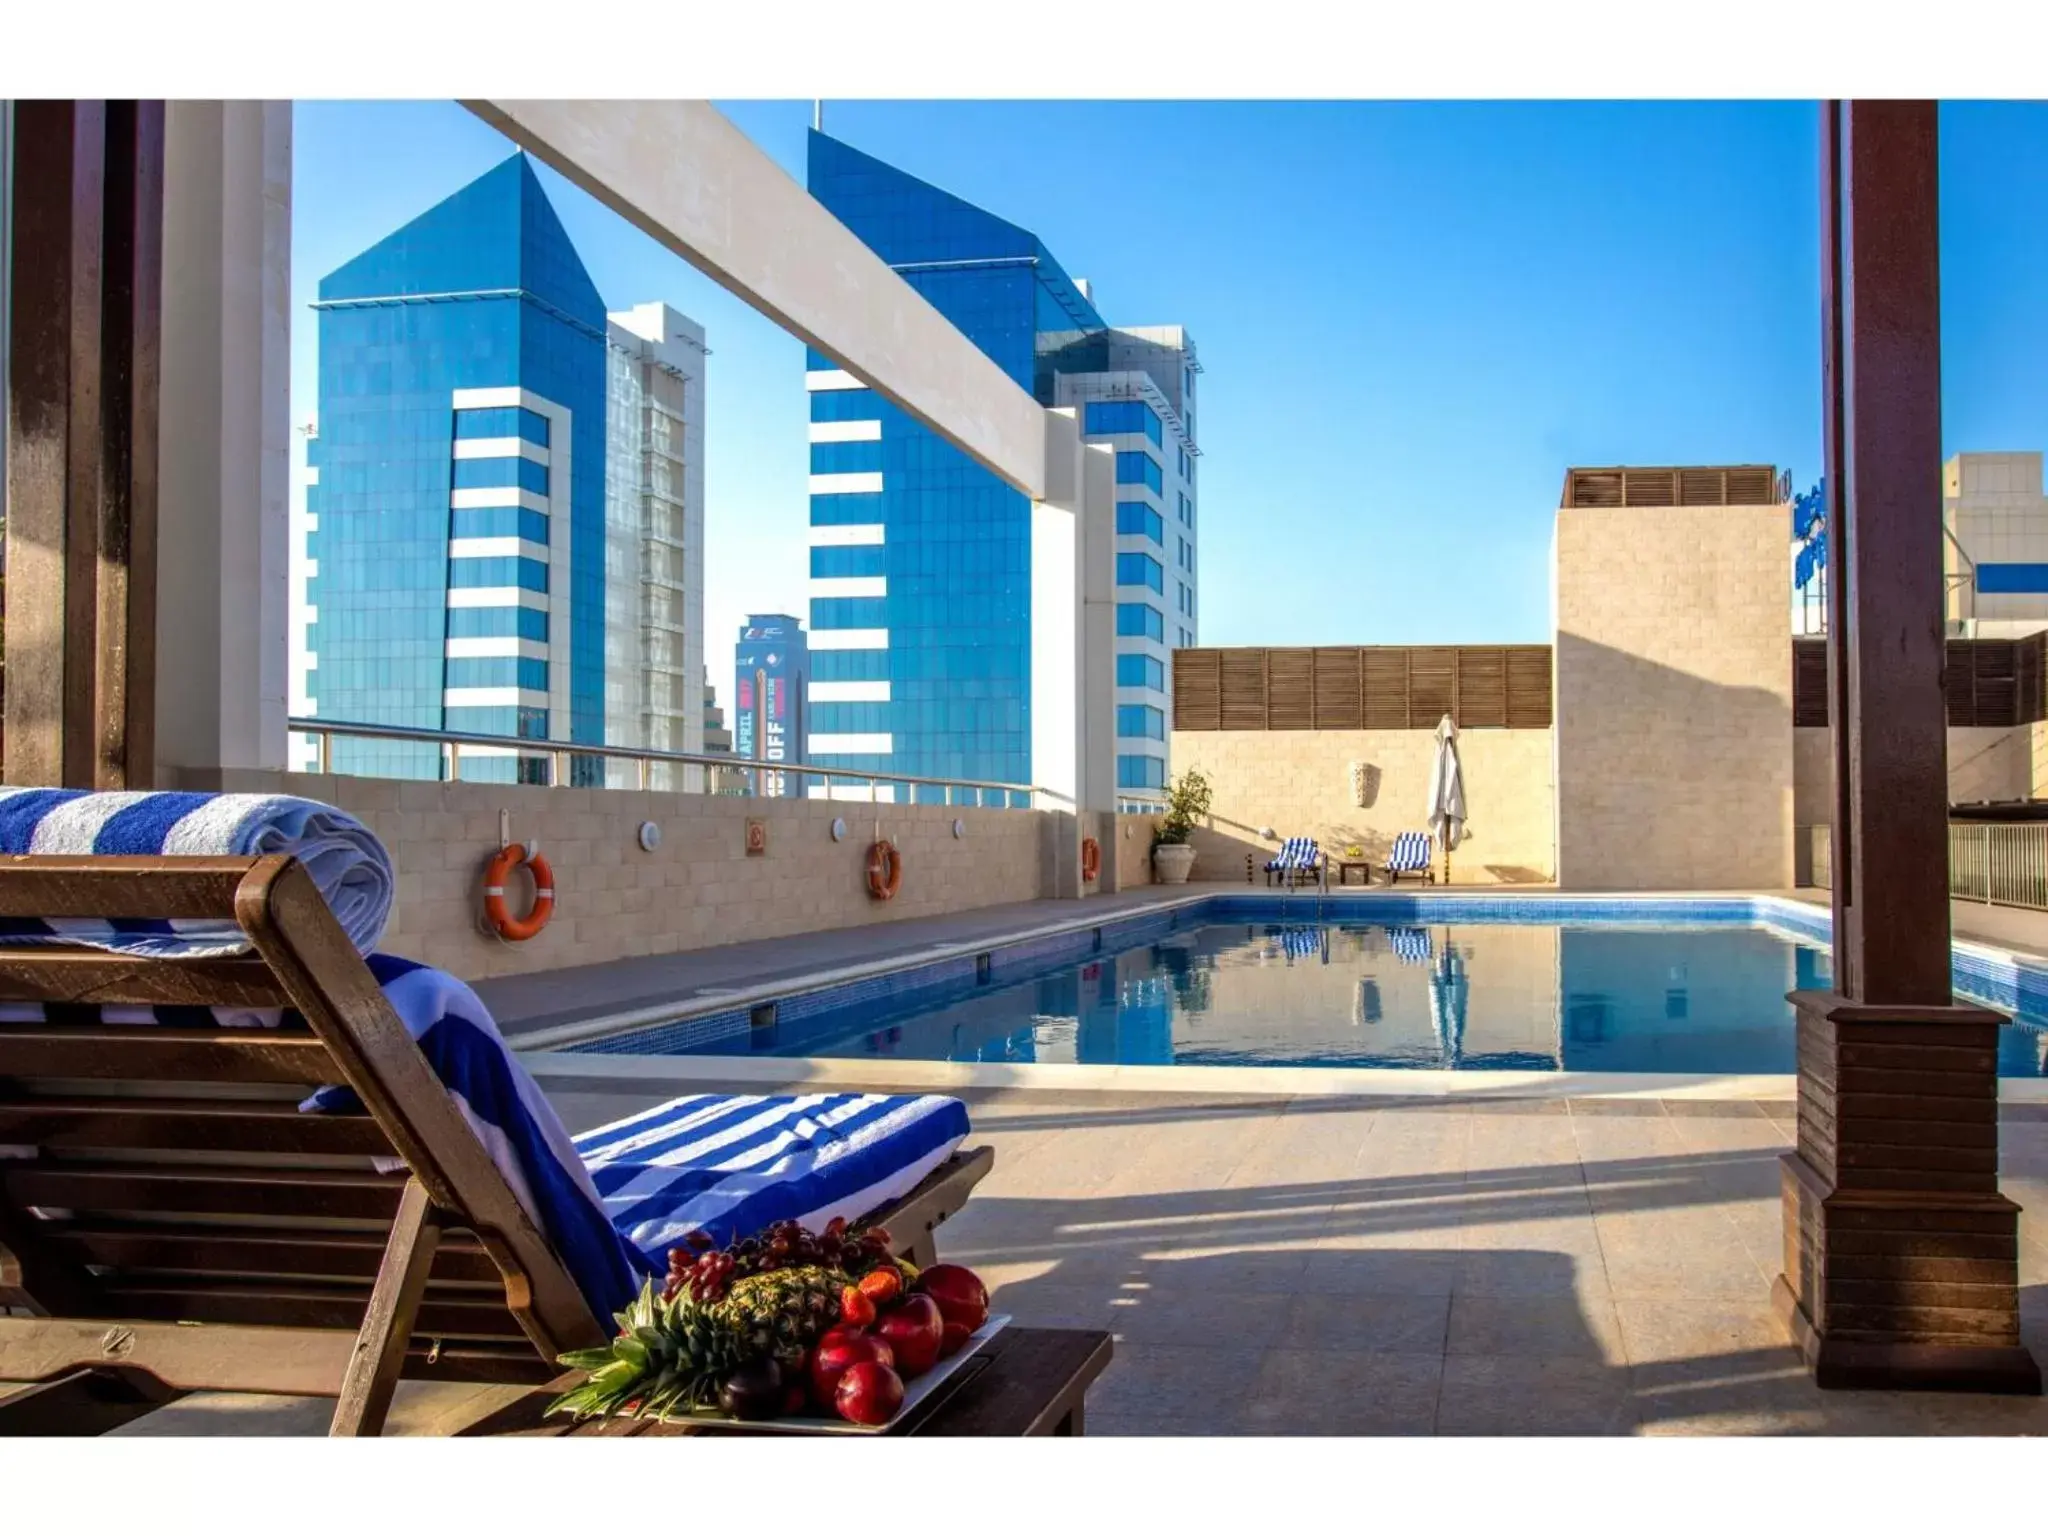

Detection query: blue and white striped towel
xmin=576 ymin=1093 xmax=972 ymax=1272
xmin=1387 ymin=831 xmax=1433 ymax=872
xmin=0 ymin=953 xmax=645 ymax=1320
xmin=0 ymin=788 xmax=395 ymax=959
xmin=1266 ymin=836 xmax=1317 ymax=872
xmin=0 ymin=789 xmax=975 ymax=1319
xmin=1 ymin=956 xmax=972 ymax=1319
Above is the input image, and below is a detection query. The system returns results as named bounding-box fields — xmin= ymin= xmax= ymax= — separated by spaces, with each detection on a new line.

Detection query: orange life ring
xmin=484 ymin=843 xmax=555 ymax=942
xmin=865 ymin=839 xmax=903 ymax=902
xmin=1080 ymin=837 xmax=1101 ymax=883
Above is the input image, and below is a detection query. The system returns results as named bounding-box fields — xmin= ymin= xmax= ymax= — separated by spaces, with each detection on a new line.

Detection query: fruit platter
xmin=546 ymin=1216 xmax=1000 ymax=1434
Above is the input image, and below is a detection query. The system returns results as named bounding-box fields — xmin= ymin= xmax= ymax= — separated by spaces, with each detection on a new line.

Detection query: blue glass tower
xmin=305 ymin=154 xmax=608 ymax=782
xmin=804 ymin=131 xmax=1197 ymax=801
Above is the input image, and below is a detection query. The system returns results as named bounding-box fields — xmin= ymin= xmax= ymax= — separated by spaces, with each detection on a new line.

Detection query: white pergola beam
xmin=463 ymin=99 xmax=1047 ymax=501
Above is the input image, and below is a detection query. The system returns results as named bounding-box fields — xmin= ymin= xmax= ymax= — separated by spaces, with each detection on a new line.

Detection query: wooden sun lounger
xmin=0 ymin=854 xmax=992 ymax=1437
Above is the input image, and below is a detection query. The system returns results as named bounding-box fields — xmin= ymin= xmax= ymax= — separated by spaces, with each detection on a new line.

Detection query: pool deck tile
xmin=87 ymin=1078 xmax=2048 ymax=1438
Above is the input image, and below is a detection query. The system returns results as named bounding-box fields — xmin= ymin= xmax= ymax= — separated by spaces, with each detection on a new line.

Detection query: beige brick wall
xmin=174 ymin=770 xmax=1053 ymax=981
xmin=1166 ymin=728 xmax=1556 ymax=884
xmin=1554 ymin=503 xmax=1793 ymax=890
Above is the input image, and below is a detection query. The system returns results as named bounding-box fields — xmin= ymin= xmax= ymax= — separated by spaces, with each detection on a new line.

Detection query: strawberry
xmin=858 ymin=1266 xmax=904 ymax=1306
xmin=840 ymin=1284 xmax=877 ymax=1327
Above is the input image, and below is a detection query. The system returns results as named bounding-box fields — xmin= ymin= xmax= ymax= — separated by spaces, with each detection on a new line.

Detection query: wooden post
xmin=1773 ymin=101 xmax=2040 ymax=1395
xmin=1 ymin=101 xmax=163 ymax=790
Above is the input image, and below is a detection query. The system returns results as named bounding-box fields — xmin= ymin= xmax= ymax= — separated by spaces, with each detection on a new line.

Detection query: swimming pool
xmin=564 ymin=896 xmax=2048 ymax=1077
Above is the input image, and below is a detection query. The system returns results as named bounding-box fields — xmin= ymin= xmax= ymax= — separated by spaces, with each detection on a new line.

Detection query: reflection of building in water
xmin=1558 ymin=927 xmax=1797 ymax=1073
xmin=1354 ymin=979 xmax=1384 ymax=1027
xmin=1198 ymin=922 xmax=1560 ymax=1068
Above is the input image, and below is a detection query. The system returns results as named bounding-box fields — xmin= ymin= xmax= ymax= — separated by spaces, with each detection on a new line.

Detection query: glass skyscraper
xmin=300 ymin=154 xmax=705 ymax=784
xmin=804 ymin=131 xmax=1199 ymax=801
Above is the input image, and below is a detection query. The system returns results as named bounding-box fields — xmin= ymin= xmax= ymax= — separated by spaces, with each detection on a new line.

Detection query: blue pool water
xmin=574 ymin=901 xmax=2048 ymax=1076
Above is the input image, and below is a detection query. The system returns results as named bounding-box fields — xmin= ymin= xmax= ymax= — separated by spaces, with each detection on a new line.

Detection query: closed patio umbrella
xmin=1426 ymin=713 xmax=1466 ymax=883
xmin=1427 ymin=939 xmax=1468 ymax=1069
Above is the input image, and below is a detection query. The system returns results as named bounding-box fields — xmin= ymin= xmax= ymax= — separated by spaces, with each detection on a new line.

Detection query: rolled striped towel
xmin=0 ymin=788 xmax=395 ymax=958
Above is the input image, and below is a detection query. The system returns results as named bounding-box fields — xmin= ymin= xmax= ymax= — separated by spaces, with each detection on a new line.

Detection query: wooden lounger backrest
xmin=0 ymin=855 xmax=604 ymax=1389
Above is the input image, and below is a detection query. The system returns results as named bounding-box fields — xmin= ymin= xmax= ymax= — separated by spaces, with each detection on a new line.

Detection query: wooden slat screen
xmin=1505 ymin=647 xmax=1552 ymax=728
xmin=1564 ymin=465 xmax=1781 ymax=508
xmin=1623 ymin=469 xmax=1678 ymax=507
xmin=1175 ymin=646 xmax=1554 ymax=731
xmin=1361 ymin=650 xmax=1412 ymax=730
xmin=1457 ymin=647 xmax=1507 ymax=728
xmin=1266 ymin=649 xmax=1315 ymax=730
xmin=1409 ymin=648 xmax=1457 ymax=725
xmin=1172 ymin=649 xmax=1221 ymax=731
xmin=1218 ymin=651 xmax=1267 ymax=731
xmin=1723 ymin=466 xmax=1777 ymax=504
xmin=1793 ymin=633 xmax=2048 ymax=729
xmin=1312 ymin=648 xmax=1362 ymax=730
xmin=1793 ymin=640 xmax=1831 ymax=728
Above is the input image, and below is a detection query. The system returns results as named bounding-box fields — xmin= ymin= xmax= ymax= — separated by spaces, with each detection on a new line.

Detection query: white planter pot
xmin=1153 ymin=843 xmax=1197 ymax=885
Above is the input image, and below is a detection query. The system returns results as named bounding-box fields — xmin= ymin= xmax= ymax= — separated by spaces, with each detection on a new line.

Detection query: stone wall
xmin=175 ymin=769 xmax=1059 ymax=981
xmin=1554 ymin=503 xmax=1793 ymax=890
xmin=1167 ymin=728 xmax=1556 ymax=884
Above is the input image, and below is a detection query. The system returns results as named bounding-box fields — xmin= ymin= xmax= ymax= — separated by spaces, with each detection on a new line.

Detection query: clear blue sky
xmin=290 ymin=101 xmax=2048 ymax=711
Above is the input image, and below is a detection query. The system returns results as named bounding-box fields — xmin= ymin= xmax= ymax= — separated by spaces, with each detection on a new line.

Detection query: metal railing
xmin=287 ymin=717 xmax=1067 ymax=810
xmin=1949 ymin=821 xmax=2048 ymax=910
xmin=1115 ymin=791 xmax=1170 ymax=815
xmin=1807 ymin=821 xmax=2048 ymax=913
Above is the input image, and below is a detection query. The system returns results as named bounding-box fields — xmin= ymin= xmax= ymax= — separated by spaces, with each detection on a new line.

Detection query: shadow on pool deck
xmin=78 ymin=1091 xmax=2048 ymax=1437
xmin=922 ymin=1098 xmax=2048 ymax=1436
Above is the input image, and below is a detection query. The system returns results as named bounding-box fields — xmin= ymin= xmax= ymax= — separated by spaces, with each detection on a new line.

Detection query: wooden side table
xmin=1335 ymin=861 xmax=1372 ymax=886
xmin=456 ymin=1325 xmax=1113 ymax=1438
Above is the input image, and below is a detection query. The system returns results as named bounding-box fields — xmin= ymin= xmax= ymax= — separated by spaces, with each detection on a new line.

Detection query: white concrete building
xmin=604 ymin=302 xmax=708 ymax=789
xmin=1944 ymin=451 xmax=2048 ymax=639
xmin=1051 ymin=316 xmax=1200 ymax=797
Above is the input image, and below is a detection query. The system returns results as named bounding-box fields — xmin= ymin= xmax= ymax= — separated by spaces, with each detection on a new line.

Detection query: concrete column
xmin=154 ymin=100 xmax=291 ymax=777
xmin=1079 ymin=440 xmax=1117 ymax=816
xmin=1032 ymin=409 xmax=1084 ymax=897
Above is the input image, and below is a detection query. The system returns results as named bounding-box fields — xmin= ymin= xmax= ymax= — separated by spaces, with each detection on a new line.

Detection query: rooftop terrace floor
xmin=95 ymin=1081 xmax=2048 ymax=1437
xmin=43 ymin=881 xmax=2048 ymax=1435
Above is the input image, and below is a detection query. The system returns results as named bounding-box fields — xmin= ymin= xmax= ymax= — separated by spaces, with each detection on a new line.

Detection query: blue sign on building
xmin=734 ymin=614 xmax=808 ymax=796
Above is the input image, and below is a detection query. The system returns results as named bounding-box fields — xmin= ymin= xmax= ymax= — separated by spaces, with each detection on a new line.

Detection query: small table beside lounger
xmin=460 ymin=1324 xmax=1114 ymax=1437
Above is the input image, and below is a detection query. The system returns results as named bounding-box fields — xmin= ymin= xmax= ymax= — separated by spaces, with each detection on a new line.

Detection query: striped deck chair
xmin=0 ymin=855 xmax=991 ymax=1436
xmin=1384 ymin=831 xmax=1436 ymax=886
xmin=1388 ymin=926 xmax=1434 ymax=966
xmin=1276 ymin=926 xmax=1323 ymax=961
xmin=1263 ymin=837 xmax=1325 ymax=889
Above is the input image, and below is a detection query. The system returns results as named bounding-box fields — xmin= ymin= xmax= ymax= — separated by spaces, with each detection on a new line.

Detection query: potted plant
xmin=1151 ymin=768 xmax=1212 ymax=885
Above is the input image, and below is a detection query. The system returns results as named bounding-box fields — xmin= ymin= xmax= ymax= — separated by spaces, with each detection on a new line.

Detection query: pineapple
xmin=547 ymin=1277 xmax=748 ymax=1422
xmin=713 ymin=1265 xmax=847 ymax=1369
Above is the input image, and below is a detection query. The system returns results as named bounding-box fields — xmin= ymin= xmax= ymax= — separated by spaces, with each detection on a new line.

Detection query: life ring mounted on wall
xmin=866 ymin=839 xmax=903 ymax=902
xmin=1080 ymin=837 xmax=1101 ymax=884
xmin=484 ymin=843 xmax=555 ymax=942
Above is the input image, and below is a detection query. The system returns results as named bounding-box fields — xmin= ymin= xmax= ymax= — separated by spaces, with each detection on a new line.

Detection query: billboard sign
xmin=735 ymin=617 xmax=808 ymax=798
